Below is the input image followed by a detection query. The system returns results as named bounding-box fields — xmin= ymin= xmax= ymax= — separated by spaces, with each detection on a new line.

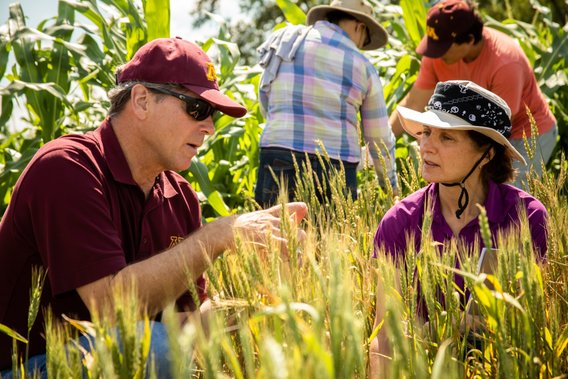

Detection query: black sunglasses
xmin=146 ymin=86 xmax=216 ymax=121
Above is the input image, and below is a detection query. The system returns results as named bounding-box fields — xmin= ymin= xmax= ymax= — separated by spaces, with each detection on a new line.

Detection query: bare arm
xmin=77 ymin=202 xmax=308 ymax=318
xmin=389 ymin=87 xmax=434 ymax=137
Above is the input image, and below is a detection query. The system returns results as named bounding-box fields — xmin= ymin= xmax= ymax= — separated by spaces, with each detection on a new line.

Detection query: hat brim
xmin=416 ymin=35 xmax=453 ymax=58
xmin=306 ymin=6 xmax=388 ymax=50
xmin=183 ymin=84 xmax=247 ymax=118
xmin=397 ymin=106 xmax=526 ymax=165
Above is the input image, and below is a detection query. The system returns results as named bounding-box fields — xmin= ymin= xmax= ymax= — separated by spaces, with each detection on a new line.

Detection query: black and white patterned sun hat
xmin=397 ymin=80 xmax=526 ymax=165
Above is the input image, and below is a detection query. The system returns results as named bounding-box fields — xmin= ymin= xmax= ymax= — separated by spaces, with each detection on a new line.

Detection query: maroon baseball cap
xmin=117 ymin=37 xmax=247 ymax=118
xmin=416 ymin=0 xmax=476 ymax=58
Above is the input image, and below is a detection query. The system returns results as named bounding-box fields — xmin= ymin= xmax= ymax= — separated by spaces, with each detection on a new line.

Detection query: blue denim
xmin=0 ymin=321 xmax=172 ymax=379
xmin=0 ymin=353 xmax=47 ymax=379
xmin=510 ymin=124 xmax=558 ymax=188
xmin=255 ymin=147 xmax=358 ymax=208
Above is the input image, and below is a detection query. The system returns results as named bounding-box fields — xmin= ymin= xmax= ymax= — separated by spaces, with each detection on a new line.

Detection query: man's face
xmin=440 ymin=41 xmax=473 ymax=64
xmin=339 ymin=19 xmax=370 ymax=49
xmin=144 ymin=86 xmax=216 ymax=172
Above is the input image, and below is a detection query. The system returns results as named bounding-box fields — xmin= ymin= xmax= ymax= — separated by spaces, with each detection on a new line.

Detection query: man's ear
xmin=130 ymin=84 xmax=150 ymax=119
xmin=355 ymin=22 xmax=367 ymax=48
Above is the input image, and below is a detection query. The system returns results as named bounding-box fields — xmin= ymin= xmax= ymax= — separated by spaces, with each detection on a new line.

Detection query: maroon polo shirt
xmin=0 ymin=118 xmax=206 ymax=369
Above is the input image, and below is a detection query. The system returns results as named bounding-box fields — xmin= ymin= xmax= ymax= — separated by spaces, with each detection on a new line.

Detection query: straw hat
xmin=306 ymin=0 xmax=388 ymax=50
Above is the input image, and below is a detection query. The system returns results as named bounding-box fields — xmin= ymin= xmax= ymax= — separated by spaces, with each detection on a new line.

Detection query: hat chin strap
xmin=441 ymin=146 xmax=492 ymax=219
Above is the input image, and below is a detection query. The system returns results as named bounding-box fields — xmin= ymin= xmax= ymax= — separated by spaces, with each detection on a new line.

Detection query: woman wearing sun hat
xmin=369 ymin=80 xmax=548 ymax=375
xmin=376 ymin=80 xmax=548 ymax=258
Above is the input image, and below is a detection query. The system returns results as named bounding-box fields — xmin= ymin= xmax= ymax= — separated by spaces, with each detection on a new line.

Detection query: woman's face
xmin=418 ymin=126 xmax=486 ymax=184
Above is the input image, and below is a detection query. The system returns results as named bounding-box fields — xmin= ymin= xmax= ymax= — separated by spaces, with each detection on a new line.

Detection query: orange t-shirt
xmin=415 ymin=28 xmax=556 ymax=139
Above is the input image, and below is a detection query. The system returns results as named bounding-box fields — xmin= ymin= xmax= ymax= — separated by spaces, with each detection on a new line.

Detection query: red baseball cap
xmin=416 ymin=0 xmax=476 ymax=58
xmin=117 ymin=37 xmax=247 ymax=118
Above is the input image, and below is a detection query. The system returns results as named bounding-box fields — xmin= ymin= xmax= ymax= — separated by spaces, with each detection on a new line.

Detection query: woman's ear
xmin=478 ymin=145 xmax=494 ymax=171
xmin=488 ymin=146 xmax=495 ymax=161
xmin=483 ymin=145 xmax=495 ymax=165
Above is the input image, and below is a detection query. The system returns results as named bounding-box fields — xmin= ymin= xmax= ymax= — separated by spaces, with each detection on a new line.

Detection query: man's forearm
xmin=78 ymin=202 xmax=307 ymax=320
xmin=78 ymin=216 xmax=237 ymax=318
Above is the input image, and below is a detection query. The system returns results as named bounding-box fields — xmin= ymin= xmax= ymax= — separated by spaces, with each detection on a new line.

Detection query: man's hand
xmin=232 ymin=202 xmax=308 ymax=255
xmin=77 ymin=202 xmax=308 ymax=319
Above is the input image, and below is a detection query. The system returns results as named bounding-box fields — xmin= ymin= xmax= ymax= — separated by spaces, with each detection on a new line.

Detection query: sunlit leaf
xmin=144 ymin=0 xmax=170 ymax=40
xmin=275 ymin=0 xmax=306 ymax=25
xmin=0 ymin=323 xmax=28 ymax=343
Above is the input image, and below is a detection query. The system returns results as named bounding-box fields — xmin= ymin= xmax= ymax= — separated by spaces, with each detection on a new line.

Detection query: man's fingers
xmin=286 ymin=202 xmax=308 ymax=224
xmin=265 ymin=202 xmax=308 ymax=225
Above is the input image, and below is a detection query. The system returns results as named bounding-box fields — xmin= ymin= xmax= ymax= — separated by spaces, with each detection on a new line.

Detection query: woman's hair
xmin=326 ymin=10 xmax=358 ymax=25
xmin=468 ymin=131 xmax=516 ymax=183
xmin=454 ymin=1 xmax=484 ymax=44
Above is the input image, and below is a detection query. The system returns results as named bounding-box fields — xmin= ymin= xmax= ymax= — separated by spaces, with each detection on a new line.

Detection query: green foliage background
xmin=190 ymin=0 xmax=567 ymax=64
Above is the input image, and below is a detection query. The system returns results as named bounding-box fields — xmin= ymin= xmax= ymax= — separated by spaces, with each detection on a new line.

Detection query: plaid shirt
xmin=259 ymin=21 xmax=397 ymax=188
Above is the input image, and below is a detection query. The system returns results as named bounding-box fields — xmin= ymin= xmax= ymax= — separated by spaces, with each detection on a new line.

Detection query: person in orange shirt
xmin=389 ymin=0 xmax=557 ymax=188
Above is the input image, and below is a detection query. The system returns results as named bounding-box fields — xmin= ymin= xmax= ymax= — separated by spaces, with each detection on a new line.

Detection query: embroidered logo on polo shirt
xmin=169 ymin=236 xmax=184 ymax=248
xmin=206 ymin=62 xmax=217 ymax=82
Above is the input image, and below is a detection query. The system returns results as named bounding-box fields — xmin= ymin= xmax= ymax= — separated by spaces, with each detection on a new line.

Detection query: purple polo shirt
xmin=374 ymin=181 xmax=548 ymax=316
xmin=0 ymin=118 xmax=206 ymax=369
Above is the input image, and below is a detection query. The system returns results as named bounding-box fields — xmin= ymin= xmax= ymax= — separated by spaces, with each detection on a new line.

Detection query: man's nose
xmin=201 ymin=117 xmax=215 ymax=135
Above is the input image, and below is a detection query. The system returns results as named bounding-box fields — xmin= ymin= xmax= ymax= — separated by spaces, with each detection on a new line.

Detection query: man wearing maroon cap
xmin=389 ymin=0 xmax=557 ymax=188
xmin=0 ymin=37 xmax=307 ymax=378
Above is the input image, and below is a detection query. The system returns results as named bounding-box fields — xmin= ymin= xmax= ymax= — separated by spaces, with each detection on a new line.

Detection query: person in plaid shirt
xmin=255 ymin=0 xmax=398 ymax=207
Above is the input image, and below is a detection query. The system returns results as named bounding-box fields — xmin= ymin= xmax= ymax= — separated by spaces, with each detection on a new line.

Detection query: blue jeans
xmin=255 ymin=147 xmax=358 ymax=208
xmin=0 ymin=321 xmax=172 ymax=379
xmin=510 ymin=124 xmax=558 ymax=188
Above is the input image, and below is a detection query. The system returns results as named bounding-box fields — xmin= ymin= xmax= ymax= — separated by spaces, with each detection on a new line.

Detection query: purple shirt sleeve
xmin=520 ymin=191 xmax=549 ymax=260
xmin=373 ymin=187 xmax=428 ymax=260
xmin=374 ymin=213 xmax=405 ymax=259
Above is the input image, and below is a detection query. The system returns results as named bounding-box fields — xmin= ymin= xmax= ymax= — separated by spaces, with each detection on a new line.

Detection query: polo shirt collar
xmin=97 ymin=118 xmax=179 ymax=199
xmin=98 ymin=118 xmax=137 ymax=186
xmin=154 ymin=173 xmax=179 ymax=199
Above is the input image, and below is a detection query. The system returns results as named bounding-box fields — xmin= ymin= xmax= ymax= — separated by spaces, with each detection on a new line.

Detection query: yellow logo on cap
xmin=206 ymin=62 xmax=217 ymax=82
xmin=426 ymin=25 xmax=440 ymax=41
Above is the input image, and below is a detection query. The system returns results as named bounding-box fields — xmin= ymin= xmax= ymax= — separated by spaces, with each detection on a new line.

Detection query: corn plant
xmin=0 ymin=0 xmax=151 ymax=214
